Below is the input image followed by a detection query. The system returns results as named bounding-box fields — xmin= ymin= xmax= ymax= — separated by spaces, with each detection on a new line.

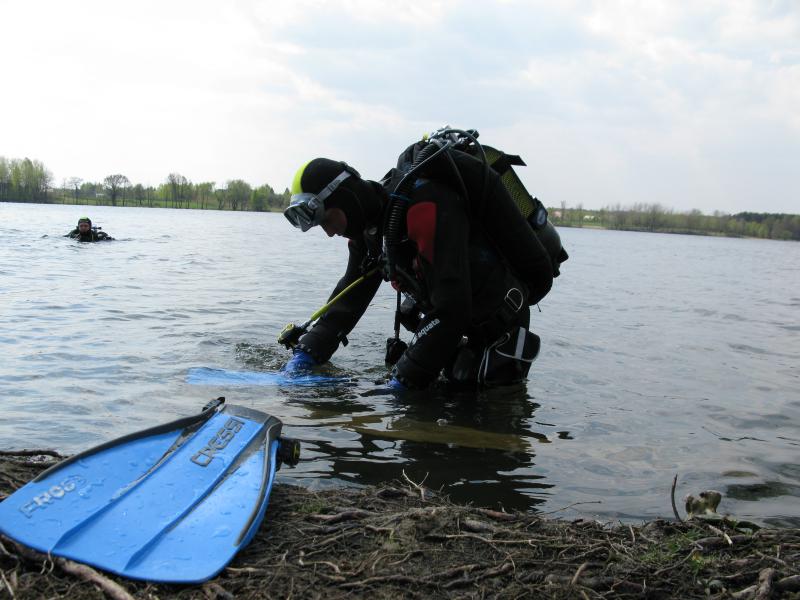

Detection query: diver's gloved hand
xmin=387 ymin=377 xmax=407 ymax=391
xmin=283 ymin=349 xmax=316 ymax=374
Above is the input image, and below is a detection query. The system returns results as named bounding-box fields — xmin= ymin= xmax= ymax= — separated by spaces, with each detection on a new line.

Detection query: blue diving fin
xmin=187 ymin=366 xmax=351 ymax=386
xmin=0 ymin=398 xmax=300 ymax=584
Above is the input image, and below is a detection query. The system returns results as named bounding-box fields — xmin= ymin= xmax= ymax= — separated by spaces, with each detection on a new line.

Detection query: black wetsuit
xmin=297 ymin=166 xmax=555 ymax=388
xmin=66 ymin=229 xmax=114 ymax=242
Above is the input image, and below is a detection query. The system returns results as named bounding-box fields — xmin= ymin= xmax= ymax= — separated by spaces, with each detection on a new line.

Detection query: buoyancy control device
xmin=381 ymin=127 xmax=568 ymax=304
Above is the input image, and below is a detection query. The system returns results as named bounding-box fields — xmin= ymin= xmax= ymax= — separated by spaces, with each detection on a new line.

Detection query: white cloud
xmin=0 ymin=0 xmax=797 ymax=213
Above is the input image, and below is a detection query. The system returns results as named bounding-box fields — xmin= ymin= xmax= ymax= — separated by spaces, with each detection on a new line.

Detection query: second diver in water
xmin=65 ymin=217 xmax=114 ymax=242
xmin=282 ymin=129 xmax=567 ymax=390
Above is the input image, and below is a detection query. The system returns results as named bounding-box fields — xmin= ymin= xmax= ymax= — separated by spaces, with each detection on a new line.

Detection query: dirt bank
xmin=1 ymin=453 xmax=798 ymax=599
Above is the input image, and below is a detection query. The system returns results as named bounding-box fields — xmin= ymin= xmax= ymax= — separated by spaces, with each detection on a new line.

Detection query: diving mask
xmin=284 ymin=167 xmax=357 ymax=232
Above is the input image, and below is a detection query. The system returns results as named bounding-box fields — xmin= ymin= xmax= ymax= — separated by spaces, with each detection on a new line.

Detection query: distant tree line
xmin=550 ymin=202 xmax=800 ymax=241
xmin=0 ymin=155 xmax=291 ymax=212
xmin=0 ymin=157 xmax=53 ymax=202
xmin=3 ymin=155 xmax=797 ymax=239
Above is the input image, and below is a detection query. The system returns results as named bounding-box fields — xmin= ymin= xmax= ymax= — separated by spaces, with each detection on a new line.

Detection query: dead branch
xmin=426 ymin=532 xmax=536 ymax=546
xmin=754 ymin=567 xmax=775 ymax=600
xmin=461 ymin=519 xmax=497 ymax=534
xmin=570 ymin=562 xmax=589 ymax=586
xmin=297 ymin=552 xmax=342 ymax=574
xmin=0 ymin=569 xmax=16 ymax=599
xmin=671 ymin=474 xmax=683 ymax=522
xmin=203 ymin=581 xmax=235 ymax=600
xmin=540 ymin=500 xmax=602 ymax=516
xmin=307 ymin=509 xmax=375 ymax=523
xmin=55 ymin=558 xmax=134 ymax=600
xmin=474 ymin=508 xmax=518 ymax=522
xmin=401 ymin=469 xmax=429 ymax=501
xmin=441 ymin=562 xmax=513 ymax=589
xmin=340 ymin=574 xmax=425 ymax=589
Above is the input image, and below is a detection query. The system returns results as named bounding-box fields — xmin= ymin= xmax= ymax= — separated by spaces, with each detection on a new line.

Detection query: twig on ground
xmin=5 ymin=538 xmax=132 ymax=600
xmin=225 ymin=566 xmax=262 ymax=575
xmin=340 ymin=574 xmax=422 ymax=589
xmin=570 ymin=562 xmax=589 ymax=586
xmin=440 ymin=562 xmax=513 ymax=589
xmin=652 ymin=549 xmax=697 ymax=577
xmin=693 ymin=535 xmax=750 ymax=552
xmin=707 ymin=524 xmax=733 ymax=546
xmin=0 ymin=539 xmax=16 ymax=559
xmin=754 ymin=567 xmax=775 ymax=600
xmin=369 ymin=551 xmax=409 ymax=573
xmin=307 ymin=509 xmax=375 ymax=524
xmin=298 ymin=552 xmax=342 ymax=574
xmin=1 ymin=569 xmax=16 ymax=600
xmin=402 ymin=470 xmax=429 ymax=501
xmin=428 ymin=563 xmax=479 ymax=581
xmin=671 ymin=474 xmax=683 ymax=523
xmin=475 ymin=508 xmax=517 ymax=522
xmin=732 ymin=573 xmax=800 ymax=599
xmin=386 ymin=550 xmax=423 ymax=567
xmin=55 ymin=558 xmax=134 ymax=600
xmin=365 ymin=524 xmax=395 ymax=536
xmin=559 ymin=542 xmax=607 ymax=561
xmin=426 ymin=532 xmax=536 ymax=547
xmin=203 ymin=581 xmax=235 ymax=600
xmin=462 ymin=519 xmax=497 ymax=534
xmin=302 ymin=530 xmax=362 ymax=557
xmin=755 ymin=550 xmax=788 ymax=568
xmin=540 ymin=500 xmax=602 ymax=516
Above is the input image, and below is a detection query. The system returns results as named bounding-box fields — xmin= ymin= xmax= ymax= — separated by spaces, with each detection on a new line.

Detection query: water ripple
xmin=1 ymin=206 xmax=798 ymax=525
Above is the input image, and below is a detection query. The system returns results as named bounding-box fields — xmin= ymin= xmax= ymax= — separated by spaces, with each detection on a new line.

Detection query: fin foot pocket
xmin=278 ymin=437 xmax=301 ymax=467
xmin=201 ymin=396 xmax=225 ymax=412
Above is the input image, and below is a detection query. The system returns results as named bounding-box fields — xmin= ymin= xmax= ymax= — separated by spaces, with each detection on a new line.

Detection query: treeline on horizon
xmin=551 ymin=202 xmax=800 ymax=241
xmin=1 ymin=155 xmax=798 ymax=240
xmin=0 ymin=156 xmax=290 ymax=212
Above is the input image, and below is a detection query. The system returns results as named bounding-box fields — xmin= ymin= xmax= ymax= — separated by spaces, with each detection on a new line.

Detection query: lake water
xmin=1 ymin=202 xmax=798 ymax=526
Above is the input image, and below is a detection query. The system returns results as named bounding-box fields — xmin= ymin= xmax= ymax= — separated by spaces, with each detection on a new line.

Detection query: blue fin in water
xmin=186 ymin=366 xmax=351 ymax=386
xmin=0 ymin=399 xmax=300 ymax=584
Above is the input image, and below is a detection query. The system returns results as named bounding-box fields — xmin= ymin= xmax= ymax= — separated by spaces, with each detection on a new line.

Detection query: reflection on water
xmin=286 ymin=385 xmax=551 ymax=511
xmin=1 ymin=203 xmax=799 ymax=526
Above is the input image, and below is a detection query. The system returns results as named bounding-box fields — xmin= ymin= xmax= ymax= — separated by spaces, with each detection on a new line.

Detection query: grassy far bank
xmin=551 ymin=205 xmax=800 ymax=241
xmin=8 ymin=193 xmax=800 ymax=243
xmin=42 ymin=182 xmax=292 ymax=212
xmin=36 ymin=195 xmax=800 ymax=242
xmin=2 ymin=453 xmax=800 ymax=599
xmin=37 ymin=193 xmax=287 ymax=212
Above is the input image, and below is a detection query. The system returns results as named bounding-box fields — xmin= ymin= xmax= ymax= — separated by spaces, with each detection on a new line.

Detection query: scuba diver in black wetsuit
xmin=65 ymin=217 xmax=114 ymax=242
xmin=281 ymin=128 xmax=568 ymax=390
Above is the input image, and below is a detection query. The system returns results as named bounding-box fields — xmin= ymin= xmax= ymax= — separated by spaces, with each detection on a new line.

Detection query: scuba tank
xmin=478 ymin=143 xmax=568 ymax=277
xmin=382 ymin=127 xmax=568 ymax=304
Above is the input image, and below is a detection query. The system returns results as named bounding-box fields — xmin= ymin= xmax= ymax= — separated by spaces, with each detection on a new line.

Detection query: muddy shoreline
xmin=1 ymin=453 xmax=799 ymax=599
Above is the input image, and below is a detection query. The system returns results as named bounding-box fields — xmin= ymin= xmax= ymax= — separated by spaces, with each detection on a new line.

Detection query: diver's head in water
xmin=77 ymin=217 xmax=92 ymax=235
xmin=285 ymin=158 xmax=385 ymax=239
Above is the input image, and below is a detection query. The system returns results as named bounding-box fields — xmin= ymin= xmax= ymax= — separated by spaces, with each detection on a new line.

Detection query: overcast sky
xmin=1 ymin=0 xmax=797 ymax=214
